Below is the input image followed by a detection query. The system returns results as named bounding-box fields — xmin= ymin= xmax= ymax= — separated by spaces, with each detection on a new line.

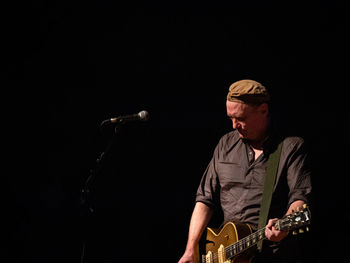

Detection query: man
xmin=178 ymin=79 xmax=312 ymax=263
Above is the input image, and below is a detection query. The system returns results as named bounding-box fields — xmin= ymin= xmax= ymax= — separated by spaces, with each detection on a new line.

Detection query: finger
xmin=265 ymin=226 xmax=271 ymax=238
xmin=268 ymin=218 xmax=279 ymax=228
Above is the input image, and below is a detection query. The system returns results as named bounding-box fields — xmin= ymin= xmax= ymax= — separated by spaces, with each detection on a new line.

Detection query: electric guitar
xmin=195 ymin=204 xmax=311 ymax=263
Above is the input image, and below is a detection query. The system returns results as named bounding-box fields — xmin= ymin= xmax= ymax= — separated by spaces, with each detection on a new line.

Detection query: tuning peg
xmin=292 ymin=230 xmax=297 ymax=235
xmin=299 ymin=229 xmax=304 ymax=234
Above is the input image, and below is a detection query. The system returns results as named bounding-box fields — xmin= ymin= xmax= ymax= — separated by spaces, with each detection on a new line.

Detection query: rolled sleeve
xmin=195 ymin=147 xmax=221 ymax=209
xmin=286 ymin=139 xmax=312 ymax=206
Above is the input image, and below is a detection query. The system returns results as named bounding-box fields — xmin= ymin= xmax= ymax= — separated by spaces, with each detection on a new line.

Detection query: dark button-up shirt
xmin=196 ymin=129 xmax=312 ymax=230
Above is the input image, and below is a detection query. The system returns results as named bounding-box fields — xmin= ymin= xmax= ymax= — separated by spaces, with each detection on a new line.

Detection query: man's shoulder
xmin=282 ymin=135 xmax=305 ymax=146
xmin=220 ymin=129 xmax=240 ymax=140
xmin=280 ymin=135 xmax=307 ymax=152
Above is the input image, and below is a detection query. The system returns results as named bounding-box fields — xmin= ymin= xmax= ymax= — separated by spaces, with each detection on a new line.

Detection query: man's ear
xmin=259 ymin=103 xmax=269 ymax=115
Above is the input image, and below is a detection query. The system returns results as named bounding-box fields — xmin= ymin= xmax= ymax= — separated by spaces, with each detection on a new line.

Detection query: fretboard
xmin=225 ymin=227 xmax=266 ymax=260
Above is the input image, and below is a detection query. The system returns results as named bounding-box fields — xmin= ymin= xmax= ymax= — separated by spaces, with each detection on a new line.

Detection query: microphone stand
xmin=79 ymin=123 xmax=122 ymax=263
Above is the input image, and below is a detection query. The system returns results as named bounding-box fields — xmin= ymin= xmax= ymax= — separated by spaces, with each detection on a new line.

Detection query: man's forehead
xmin=227 ymin=100 xmax=251 ymax=111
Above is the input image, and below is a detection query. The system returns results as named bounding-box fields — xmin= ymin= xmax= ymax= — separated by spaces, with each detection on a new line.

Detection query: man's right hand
xmin=178 ymin=250 xmax=195 ymax=263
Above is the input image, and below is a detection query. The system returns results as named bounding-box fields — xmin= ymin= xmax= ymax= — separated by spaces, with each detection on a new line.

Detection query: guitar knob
xmin=306 ymin=227 xmax=310 ymax=232
xmin=299 ymin=229 xmax=304 ymax=234
xmin=303 ymin=204 xmax=307 ymax=208
xmin=292 ymin=231 xmax=297 ymax=235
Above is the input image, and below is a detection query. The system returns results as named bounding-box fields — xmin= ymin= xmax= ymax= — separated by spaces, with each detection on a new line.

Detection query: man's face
xmin=226 ymin=100 xmax=269 ymax=142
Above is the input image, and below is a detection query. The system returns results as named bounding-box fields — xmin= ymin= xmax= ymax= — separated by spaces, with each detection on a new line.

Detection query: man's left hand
xmin=265 ymin=218 xmax=289 ymax=242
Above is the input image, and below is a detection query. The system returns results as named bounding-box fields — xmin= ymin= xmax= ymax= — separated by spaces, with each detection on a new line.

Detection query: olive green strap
xmin=257 ymin=141 xmax=283 ymax=252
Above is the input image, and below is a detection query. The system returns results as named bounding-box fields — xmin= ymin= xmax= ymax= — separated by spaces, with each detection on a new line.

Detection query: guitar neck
xmin=224 ymin=227 xmax=266 ymax=260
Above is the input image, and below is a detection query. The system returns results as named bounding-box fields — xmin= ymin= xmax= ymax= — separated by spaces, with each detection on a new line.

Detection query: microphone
xmin=102 ymin=110 xmax=149 ymax=126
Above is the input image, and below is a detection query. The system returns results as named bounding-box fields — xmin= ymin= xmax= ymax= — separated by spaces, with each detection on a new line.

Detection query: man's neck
xmin=250 ymin=118 xmax=272 ymax=150
xmin=248 ymin=139 xmax=265 ymax=151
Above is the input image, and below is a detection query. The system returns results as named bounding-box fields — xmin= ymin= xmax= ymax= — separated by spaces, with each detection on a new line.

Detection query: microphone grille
xmin=138 ymin=110 xmax=149 ymax=121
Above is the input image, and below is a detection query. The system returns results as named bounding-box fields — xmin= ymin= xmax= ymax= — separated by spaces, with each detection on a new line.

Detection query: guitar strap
xmin=257 ymin=140 xmax=283 ymax=252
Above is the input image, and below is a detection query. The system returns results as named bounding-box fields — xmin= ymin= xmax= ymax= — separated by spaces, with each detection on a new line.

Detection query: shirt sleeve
xmin=195 ymin=144 xmax=221 ymax=209
xmin=285 ymin=138 xmax=312 ymax=207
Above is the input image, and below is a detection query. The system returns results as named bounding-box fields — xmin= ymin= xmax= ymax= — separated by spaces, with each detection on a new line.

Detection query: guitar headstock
xmin=275 ymin=204 xmax=311 ymax=234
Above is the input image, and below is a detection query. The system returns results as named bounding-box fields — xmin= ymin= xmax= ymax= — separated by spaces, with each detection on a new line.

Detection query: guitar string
xmin=226 ymin=216 xmax=288 ymax=253
xmin=224 ymin=215 xmax=306 ymax=257
xmin=225 ymin=228 xmax=265 ymax=255
xmin=204 ymin=229 xmax=264 ymax=263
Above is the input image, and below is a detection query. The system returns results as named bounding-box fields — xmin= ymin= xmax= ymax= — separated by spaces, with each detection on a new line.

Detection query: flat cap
xmin=227 ymin=79 xmax=270 ymax=104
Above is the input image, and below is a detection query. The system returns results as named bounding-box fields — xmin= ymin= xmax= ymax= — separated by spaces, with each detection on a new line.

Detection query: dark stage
xmin=6 ymin=1 xmax=350 ymax=263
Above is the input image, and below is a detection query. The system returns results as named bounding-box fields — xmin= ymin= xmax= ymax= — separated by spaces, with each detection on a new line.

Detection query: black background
xmin=5 ymin=1 xmax=350 ymax=263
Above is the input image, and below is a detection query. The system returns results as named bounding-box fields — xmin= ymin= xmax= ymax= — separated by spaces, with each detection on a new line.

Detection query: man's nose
xmin=232 ymin=119 xmax=240 ymax=129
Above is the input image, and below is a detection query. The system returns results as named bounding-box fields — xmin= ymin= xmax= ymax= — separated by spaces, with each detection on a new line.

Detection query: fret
xmin=226 ymin=246 xmax=234 ymax=258
xmin=252 ymin=236 xmax=257 ymax=243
